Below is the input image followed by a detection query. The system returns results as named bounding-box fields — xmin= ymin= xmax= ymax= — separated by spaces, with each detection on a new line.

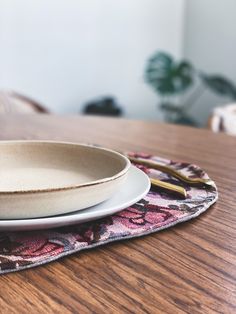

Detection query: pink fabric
xmin=0 ymin=153 xmax=218 ymax=274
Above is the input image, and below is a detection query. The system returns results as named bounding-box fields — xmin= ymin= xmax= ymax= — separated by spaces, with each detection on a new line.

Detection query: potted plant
xmin=145 ymin=51 xmax=236 ymax=126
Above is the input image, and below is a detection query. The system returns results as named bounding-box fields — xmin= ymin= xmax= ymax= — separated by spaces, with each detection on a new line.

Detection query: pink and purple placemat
xmin=0 ymin=153 xmax=218 ymax=274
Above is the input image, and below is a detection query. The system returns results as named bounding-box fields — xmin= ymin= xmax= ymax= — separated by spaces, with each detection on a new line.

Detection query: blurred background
xmin=0 ymin=0 xmax=236 ymax=131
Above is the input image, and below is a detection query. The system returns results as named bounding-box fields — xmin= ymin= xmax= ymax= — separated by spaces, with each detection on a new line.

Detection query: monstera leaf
xmin=145 ymin=52 xmax=194 ymax=95
xmin=201 ymin=74 xmax=236 ymax=99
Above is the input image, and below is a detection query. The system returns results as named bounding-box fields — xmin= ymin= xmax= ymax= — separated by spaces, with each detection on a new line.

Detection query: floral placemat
xmin=0 ymin=153 xmax=218 ymax=274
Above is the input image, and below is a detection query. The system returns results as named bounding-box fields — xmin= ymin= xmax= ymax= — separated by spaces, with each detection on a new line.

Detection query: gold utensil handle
xmin=150 ymin=178 xmax=187 ymax=198
xmin=128 ymin=156 xmax=214 ymax=187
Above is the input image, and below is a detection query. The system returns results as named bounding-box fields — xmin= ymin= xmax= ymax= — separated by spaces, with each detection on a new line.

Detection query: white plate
xmin=0 ymin=166 xmax=150 ymax=231
xmin=0 ymin=141 xmax=130 ymax=219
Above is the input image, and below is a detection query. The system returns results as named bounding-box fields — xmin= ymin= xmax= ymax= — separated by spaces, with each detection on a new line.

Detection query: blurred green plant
xmin=145 ymin=51 xmax=236 ymax=126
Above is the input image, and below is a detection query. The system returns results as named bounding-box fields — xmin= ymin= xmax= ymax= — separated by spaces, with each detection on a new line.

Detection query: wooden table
xmin=0 ymin=115 xmax=235 ymax=314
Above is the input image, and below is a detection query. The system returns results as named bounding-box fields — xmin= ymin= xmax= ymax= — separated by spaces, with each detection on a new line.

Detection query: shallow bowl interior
xmin=0 ymin=141 xmax=129 ymax=193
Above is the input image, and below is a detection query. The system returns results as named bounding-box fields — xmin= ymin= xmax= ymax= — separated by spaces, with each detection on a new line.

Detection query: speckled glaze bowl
xmin=0 ymin=141 xmax=130 ymax=219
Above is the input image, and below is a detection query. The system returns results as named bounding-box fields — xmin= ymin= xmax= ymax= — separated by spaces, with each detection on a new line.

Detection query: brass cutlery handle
xmin=150 ymin=178 xmax=187 ymax=198
xmin=128 ymin=156 xmax=214 ymax=188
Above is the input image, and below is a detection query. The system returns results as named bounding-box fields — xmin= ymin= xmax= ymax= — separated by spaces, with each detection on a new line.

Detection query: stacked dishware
xmin=0 ymin=141 xmax=150 ymax=231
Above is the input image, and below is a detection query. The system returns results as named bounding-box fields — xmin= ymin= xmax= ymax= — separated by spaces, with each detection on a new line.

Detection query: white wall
xmin=0 ymin=0 xmax=185 ymax=119
xmin=184 ymin=0 xmax=236 ymax=126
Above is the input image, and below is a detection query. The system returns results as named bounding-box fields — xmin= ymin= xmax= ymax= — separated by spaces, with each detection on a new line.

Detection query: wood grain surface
xmin=0 ymin=115 xmax=235 ymax=314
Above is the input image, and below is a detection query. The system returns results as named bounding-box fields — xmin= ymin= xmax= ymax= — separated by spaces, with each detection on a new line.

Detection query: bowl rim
xmin=0 ymin=140 xmax=131 ymax=195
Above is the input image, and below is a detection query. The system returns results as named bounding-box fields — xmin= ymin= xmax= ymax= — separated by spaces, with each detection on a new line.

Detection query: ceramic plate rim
xmin=0 ymin=166 xmax=150 ymax=230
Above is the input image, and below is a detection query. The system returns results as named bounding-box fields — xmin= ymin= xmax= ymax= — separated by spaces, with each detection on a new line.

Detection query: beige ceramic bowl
xmin=0 ymin=141 xmax=130 ymax=219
